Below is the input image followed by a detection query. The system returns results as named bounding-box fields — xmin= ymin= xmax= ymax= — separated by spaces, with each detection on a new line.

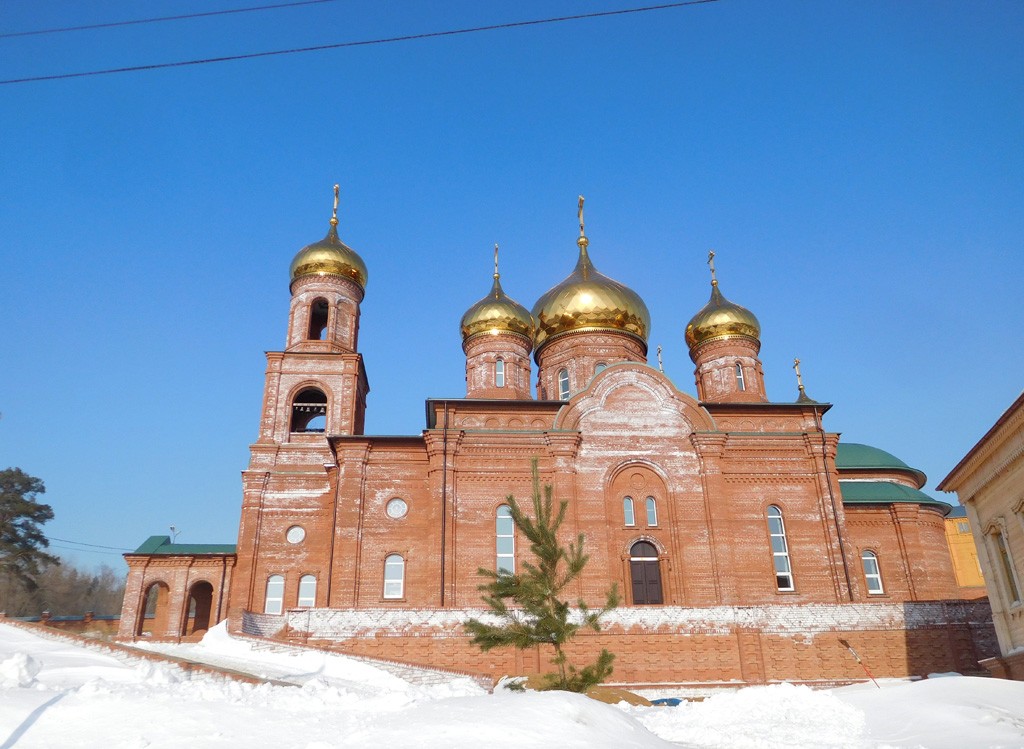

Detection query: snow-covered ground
xmin=2 ymin=622 xmax=1024 ymax=748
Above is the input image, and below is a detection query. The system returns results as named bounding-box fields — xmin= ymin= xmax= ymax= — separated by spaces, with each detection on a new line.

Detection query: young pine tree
xmin=465 ymin=462 xmax=619 ymax=693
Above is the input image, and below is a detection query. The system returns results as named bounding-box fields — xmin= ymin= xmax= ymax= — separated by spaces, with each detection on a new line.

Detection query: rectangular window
xmin=384 ymin=555 xmax=405 ymax=599
xmin=767 ymin=506 xmax=794 ymax=591
xmin=264 ymin=575 xmax=285 ymax=615
xmin=497 ymin=505 xmax=515 ymax=574
xmin=957 ymin=520 xmax=970 ymax=534
xmin=861 ymin=551 xmax=884 ymax=594
xmin=297 ymin=575 xmax=317 ymax=607
xmin=645 ymin=497 xmax=658 ymax=527
xmin=558 ymin=369 xmax=570 ymax=401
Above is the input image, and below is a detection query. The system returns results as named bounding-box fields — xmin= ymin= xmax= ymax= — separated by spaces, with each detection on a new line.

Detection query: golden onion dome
xmin=684 ymin=280 xmax=761 ymax=349
xmin=532 ymin=235 xmax=650 ymax=353
xmin=289 ymin=185 xmax=367 ymax=291
xmin=460 ymin=272 xmax=536 ymax=347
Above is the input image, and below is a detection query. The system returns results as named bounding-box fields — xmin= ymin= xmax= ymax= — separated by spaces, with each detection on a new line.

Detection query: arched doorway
xmin=183 ymin=581 xmax=214 ymax=636
xmin=137 ymin=581 xmax=170 ymax=637
xmin=630 ymin=541 xmax=663 ymax=604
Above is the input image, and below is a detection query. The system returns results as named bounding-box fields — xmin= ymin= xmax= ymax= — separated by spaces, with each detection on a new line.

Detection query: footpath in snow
xmin=3 ymin=621 xmax=1024 ymax=748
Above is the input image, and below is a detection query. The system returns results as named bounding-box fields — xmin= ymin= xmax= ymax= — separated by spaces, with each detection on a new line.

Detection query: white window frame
xmin=645 ymin=496 xmax=658 ymax=527
xmin=496 ymin=504 xmax=515 ymax=574
xmin=383 ymin=554 xmax=405 ymax=599
xmin=861 ymin=550 xmax=884 ymax=594
xmin=623 ymin=497 xmax=636 ymax=527
xmin=558 ymin=368 xmax=570 ymax=400
xmin=735 ymin=361 xmax=746 ymax=391
xmin=767 ymin=505 xmax=794 ymax=591
xmin=264 ymin=574 xmax=285 ymax=614
xmin=495 ymin=358 xmax=505 ymax=388
xmin=297 ymin=574 xmax=317 ymax=607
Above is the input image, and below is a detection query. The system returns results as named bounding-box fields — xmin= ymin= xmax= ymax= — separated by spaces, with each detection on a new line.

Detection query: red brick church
xmin=118 ymin=192 xmax=995 ymax=686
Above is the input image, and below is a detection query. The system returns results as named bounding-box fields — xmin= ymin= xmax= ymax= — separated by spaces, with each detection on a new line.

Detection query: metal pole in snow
xmin=838 ymin=638 xmax=880 ymax=689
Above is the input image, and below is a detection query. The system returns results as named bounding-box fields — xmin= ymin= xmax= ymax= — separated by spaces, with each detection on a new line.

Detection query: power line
xmin=0 ymin=0 xmax=340 ymax=39
xmin=48 ymin=536 xmax=132 ymax=552
xmin=48 ymin=543 xmax=129 ymax=556
xmin=0 ymin=0 xmax=719 ymax=86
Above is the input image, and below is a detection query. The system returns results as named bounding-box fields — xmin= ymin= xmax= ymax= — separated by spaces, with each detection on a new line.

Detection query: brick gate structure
xmin=119 ymin=192 xmax=997 ymax=683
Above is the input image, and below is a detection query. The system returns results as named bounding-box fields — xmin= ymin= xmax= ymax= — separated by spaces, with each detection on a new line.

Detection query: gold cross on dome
xmin=578 ymin=195 xmax=585 ymax=238
xmin=493 ymin=243 xmax=500 ymax=279
xmin=707 ymin=250 xmax=717 ymax=285
xmin=331 ymin=184 xmax=340 ymax=225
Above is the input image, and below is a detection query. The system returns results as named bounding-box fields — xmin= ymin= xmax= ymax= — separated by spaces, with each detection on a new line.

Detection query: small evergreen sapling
xmin=465 ymin=462 xmax=619 ymax=692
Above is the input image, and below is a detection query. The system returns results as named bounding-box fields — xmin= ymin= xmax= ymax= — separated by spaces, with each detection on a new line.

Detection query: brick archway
xmin=183 ymin=580 xmax=215 ymax=636
xmin=137 ymin=581 xmax=170 ymax=637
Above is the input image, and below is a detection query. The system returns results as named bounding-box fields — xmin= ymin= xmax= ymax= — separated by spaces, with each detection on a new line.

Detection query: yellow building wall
xmin=944 ymin=515 xmax=987 ymax=594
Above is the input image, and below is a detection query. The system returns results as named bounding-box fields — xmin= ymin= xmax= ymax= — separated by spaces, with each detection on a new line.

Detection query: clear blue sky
xmin=2 ymin=1 xmax=1022 ymax=572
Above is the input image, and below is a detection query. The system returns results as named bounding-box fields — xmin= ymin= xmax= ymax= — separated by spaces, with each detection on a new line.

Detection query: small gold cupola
xmin=685 ymin=251 xmax=760 ymax=351
xmin=460 ymin=245 xmax=536 ymax=349
xmin=531 ymin=196 xmax=650 ymax=355
xmin=289 ymin=185 xmax=368 ymax=292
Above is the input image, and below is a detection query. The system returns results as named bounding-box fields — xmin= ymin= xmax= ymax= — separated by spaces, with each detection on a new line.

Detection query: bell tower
xmin=255 ymin=185 xmax=370 ymax=441
xmin=230 ymin=186 xmax=370 ymax=624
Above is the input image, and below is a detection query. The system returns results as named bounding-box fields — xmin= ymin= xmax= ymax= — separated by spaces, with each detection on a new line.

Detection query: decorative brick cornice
xmin=722 ymin=474 xmax=816 ymax=485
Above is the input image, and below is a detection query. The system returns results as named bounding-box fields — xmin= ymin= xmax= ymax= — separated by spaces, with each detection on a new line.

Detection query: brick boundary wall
xmin=280 ymin=601 xmax=998 ymax=687
xmin=0 ymin=618 xmax=294 ymax=687
xmin=231 ymin=629 xmax=494 ymax=689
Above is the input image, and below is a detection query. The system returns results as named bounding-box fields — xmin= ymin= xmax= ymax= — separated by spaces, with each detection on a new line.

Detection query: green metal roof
xmin=129 ymin=535 xmax=236 ymax=555
xmin=839 ymin=481 xmax=953 ymax=515
xmin=835 ymin=442 xmax=927 ymax=486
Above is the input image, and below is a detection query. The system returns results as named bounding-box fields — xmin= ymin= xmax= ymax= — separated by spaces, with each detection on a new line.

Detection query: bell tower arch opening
xmin=307 ymin=298 xmax=330 ymax=340
xmin=290 ymin=387 xmax=328 ymax=433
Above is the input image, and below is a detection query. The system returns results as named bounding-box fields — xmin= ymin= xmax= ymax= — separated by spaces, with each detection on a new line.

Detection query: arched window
xmin=290 ymin=387 xmax=327 ymax=433
xmin=630 ymin=541 xmax=663 ymax=604
xmin=623 ymin=497 xmax=636 ymax=527
xmin=308 ymin=298 xmax=329 ymax=340
xmin=297 ymin=574 xmax=317 ymax=607
xmin=495 ymin=358 xmax=505 ymax=388
xmin=383 ymin=554 xmax=405 ymax=599
xmin=558 ymin=368 xmax=570 ymax=401
xmin=645 ymin=497 xmax=658 ymax=526
xmin=735 ymin=362 xmax=746 ymax=391
xmin=766 ymin=506 xmax=794 ymax=591
xmin=991 ymin=529 xmax=1021 ymax=604
xmin=496 ymin=505 xmax=515 ymax=574
xmin=861 ymin=551 xmax=883 ymax=594
xmin=264 ymin=575 xmax=285 ymax=614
